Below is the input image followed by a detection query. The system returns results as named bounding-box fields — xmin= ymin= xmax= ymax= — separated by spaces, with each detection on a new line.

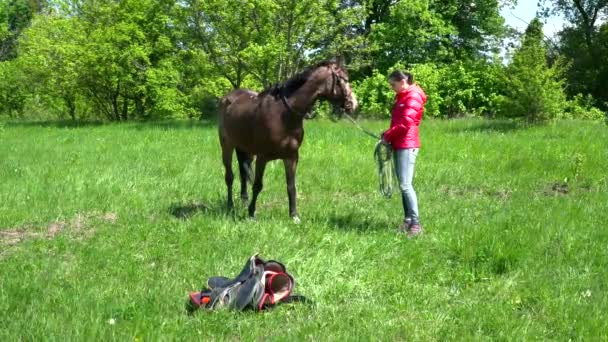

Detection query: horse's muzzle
xmin=344 ymin=95 xmax=358 ymax=114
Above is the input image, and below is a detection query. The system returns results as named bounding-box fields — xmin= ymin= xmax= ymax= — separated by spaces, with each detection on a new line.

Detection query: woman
xmin=382 ymin=70 xmax=427 ymax=238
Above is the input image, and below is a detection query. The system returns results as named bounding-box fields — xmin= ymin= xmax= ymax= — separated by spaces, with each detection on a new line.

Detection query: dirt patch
xmin=543 ymin=182 xmax=569 ymax=196
xmin=0 ymin=229 xmax=40 ymax=246
xmin=46 ymin=221 xmax=66 ymax=238
xmin=102 ymin=212 xmax=118 ymax=223
xmin=440 ymin=186 xmax=512 ymax=201
xmin=542 ymin=181 xmax=595 ymax=196
xmin=0 ymin=211 xmax=119 ymax=256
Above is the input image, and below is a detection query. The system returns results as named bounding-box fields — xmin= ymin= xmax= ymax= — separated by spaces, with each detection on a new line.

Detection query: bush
xmin=0 ymin=61 xmax=26 ymax=117
xmin=565 ymin=94 xmax=606 ymax=121
xmin=409 ymin=63 xmax=443 ymax=117
xmin=188 ymin=75 xmax=233 ymax=119
xmin=311 ymin=101 xmax=333 ymax=119
xmin=500 ymin=18 xmax=568 ymax=122
xmin=351 ymin=61 xmax=505 ymax=119
xmin=351 ymin=63 xmax=444 ymax=118
xmin=351 ymin=70 xmax=394 ymax=118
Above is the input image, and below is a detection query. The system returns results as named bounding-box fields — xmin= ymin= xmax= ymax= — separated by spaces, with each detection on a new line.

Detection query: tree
xmin=179 ymin=0 xmax=341 ymax=89
xmin=366 ymin=0 xmax=512 ymax=72
xmin=0 ymin=60 xmax=26 ymax=117
xmin=541 ymin=0 xmax=608 ymax=109
xmin=18 ymin=13 xmax=83 ymax=120
xmin=71 ymin=0 xmax=190 ymax=120
xmin=0 ymin=0 xmax=46 ymax=61
xmin=502 ymin=18 xmax=567 ymax=121
xmin=10 ymin=0 xmax=194 ymax=121
xmin=433 ymin=0 xmax=514 ymax=60
xmin=541 ymin=0 xmax=608 ymax=53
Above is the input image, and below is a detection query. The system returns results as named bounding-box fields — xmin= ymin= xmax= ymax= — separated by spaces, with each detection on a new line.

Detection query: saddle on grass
xmin=187 ymin=254 xmax=307 ymax=313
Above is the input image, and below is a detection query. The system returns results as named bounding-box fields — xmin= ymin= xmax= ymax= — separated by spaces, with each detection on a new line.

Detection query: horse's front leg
xmin=221 ymin=145 xmax=235 ymax=211
xmin=283 ymin=155 xmax=300 ymax=224
xmin=248 ymin=156 xmax=268 ymax=218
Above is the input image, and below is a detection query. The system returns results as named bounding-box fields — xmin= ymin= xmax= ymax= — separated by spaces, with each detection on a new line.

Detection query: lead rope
xmin=374 ymin=141 xmax=394 ymax=198
xmin=342 ymin=113 xmax=395 ymax=198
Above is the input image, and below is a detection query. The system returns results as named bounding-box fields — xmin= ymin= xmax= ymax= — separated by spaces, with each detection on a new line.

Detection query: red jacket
xmin=383 ymin=84 xmax=427 ymax=149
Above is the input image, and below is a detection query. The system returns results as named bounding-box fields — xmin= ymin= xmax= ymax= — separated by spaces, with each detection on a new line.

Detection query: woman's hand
xmin=380 ymin=131 xmax=389 ymax=145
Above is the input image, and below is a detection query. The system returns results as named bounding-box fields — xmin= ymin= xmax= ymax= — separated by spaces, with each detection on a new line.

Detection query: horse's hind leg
xmin=236 ymin=149 xmax=253 ymax=202
xmin=220 ymin=141 xmax=235 ymax=211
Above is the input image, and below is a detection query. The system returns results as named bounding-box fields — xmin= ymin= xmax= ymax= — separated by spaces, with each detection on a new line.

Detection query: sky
xmin=501 ymin=1 xmax=566 ymax=37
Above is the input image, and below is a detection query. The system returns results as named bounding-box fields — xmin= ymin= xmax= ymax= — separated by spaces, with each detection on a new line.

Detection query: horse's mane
xmin=258 ymin=60 xmax=336 ymax=99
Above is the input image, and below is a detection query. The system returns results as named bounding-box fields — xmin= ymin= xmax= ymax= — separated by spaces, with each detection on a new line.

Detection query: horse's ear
xmin=335 ymin=55 xmax=345 ymax=68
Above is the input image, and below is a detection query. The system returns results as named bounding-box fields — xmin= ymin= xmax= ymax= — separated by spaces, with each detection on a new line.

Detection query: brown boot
xmin=407 ymin=224 xmax=423 ymax=239
xmin=396 ymin=218 xmax=412 ymax=233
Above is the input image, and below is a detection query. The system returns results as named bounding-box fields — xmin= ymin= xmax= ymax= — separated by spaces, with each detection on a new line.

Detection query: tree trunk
xmin=135 ymin=96 xmax=144 ymax=118
xmin=112 ymin=83 xmax=121 ymax=121
xmin=121 ymin=97 xmax=129 ymax=121
xmin=65 ymin=96 xmax=76 ymax=121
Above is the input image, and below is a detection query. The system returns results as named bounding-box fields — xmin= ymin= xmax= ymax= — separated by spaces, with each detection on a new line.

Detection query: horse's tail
xmin=236 ymin=149 xmax=254 ymax=184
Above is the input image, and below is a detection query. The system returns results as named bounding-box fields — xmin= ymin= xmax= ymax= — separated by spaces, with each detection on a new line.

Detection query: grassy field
xmin=1 ymin=118 xmax=607 ymax=340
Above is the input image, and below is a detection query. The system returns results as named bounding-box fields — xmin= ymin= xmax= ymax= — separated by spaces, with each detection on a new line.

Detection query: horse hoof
xmin=292 ymin=216 xmax=301 ymax=225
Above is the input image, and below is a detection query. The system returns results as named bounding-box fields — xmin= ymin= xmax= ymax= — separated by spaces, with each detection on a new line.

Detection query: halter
xmin=279 ymin=66 xmax=350 ymax=117
xmin=331 ymin=68 xmax=351 ymax=98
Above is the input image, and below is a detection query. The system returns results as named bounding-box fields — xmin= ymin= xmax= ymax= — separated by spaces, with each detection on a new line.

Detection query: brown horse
xmin=218 ymin=60 xmax=358 ymax=223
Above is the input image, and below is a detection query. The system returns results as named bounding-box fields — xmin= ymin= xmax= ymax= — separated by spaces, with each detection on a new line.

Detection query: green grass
xmin=1 ymin=118 xmax=607 ymax=340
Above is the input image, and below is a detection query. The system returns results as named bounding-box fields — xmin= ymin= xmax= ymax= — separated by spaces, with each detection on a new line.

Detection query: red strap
xmin=265 ymin=272 xmax=293 ymax=302
xmin=258 ymin=271 xmax=294 ymax=310
xmin=258 ymin=293 xmax=270 ymax=311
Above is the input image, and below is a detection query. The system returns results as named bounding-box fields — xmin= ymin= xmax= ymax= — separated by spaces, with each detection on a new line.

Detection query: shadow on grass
xmin=6 ymin=119 xmax=217 ymax=130
xmin=125 ymin=120 xmax=217 ymax=131
xmin=169 ymin=199 xmax=228 ymax=220
xmin=6 ymin=120 xmax=106 ymax=128
xmin=448 ymin=119 xmax=527 ymax=134
xmin=324 ymin=213 xmax=389 ymax=233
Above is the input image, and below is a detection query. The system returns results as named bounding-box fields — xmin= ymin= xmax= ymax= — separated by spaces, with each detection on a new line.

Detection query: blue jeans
xmin=394 ymin=148 xmax=420 ymax=224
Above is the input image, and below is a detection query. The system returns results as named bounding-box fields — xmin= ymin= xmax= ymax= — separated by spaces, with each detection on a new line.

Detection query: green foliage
xmin=540 ymin=0 xmax=608 ymax=111
xmin=501 ymin=18 xmax=567 ymax=122
xmin=564 ymin=94 xmax=606 ymax=121
xmin=350 ymin=62 xmax=448 ymax=119
xmin=368 ymin=0 xmax=511 ymax=71
xmin=370 ymin=0 xmax=456 ymax=70
xmin=0 ymin=60 xmax=25 ymax=117
xmin=0 ymin=1 xmax=8 ymax=41
xmin=0 ymin=0 xmax=44 ymax=61
xmin=409 ymin=63 xmax=443 ymax=117
xmin=352 ymin=60 xmax=507 ymax=119
xmin=0 ymin=0 xmax=603 ymax=121
xmin=179 ymin=0 xmax=339 ymax=89
xmin=17 ymin=14 xmax=83 ymax=119
xmin=10 ymin=0 xmax=196 ymax=121
xmin=351 ymin=69 xmax=394 ymax=118
xmin=76 ymin=0 xmax=189 ymax=121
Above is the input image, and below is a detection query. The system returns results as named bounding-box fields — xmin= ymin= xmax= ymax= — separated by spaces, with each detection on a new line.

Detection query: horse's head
xmin=318 ymin=62 xmax=358 ymax=115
